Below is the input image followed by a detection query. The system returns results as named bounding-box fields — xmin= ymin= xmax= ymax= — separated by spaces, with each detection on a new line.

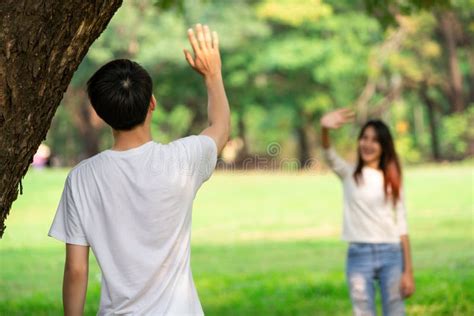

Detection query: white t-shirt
xmin=323 ymin=148 xmax=408 ymax=243
xmin=48 ymin=135 xmax=217 ymax=316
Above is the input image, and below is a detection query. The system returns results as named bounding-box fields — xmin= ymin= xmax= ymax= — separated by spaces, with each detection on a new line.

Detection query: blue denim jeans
xmin=346 ymin=243 xmax=405 ymax=316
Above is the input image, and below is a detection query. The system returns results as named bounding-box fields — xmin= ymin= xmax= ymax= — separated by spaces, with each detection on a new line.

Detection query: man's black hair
xmin=87 ymin=59 xmax=153 ymax=130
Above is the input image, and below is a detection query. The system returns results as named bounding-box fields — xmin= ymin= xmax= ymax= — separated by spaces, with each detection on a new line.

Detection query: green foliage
xmin=244 ymin=104 xmax=296 ymax=155
xmin=256 ymin=0 xmax=333 ymax=26
xmin=153 ymin=0 xmax=185 ymax=12
xmin=364 ymin=0 xmax=452 ymax=28
xmin=440 ymin=106 xmax=474 ymax=159
xmin=44 ymin=0 xmax=473 ymax=165
xmin=151 ymin=104 xmax=194 ymax=143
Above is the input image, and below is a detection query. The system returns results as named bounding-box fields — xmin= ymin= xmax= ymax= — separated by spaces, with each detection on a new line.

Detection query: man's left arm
xmin=63 ymin=243 xmax=89 ymax=316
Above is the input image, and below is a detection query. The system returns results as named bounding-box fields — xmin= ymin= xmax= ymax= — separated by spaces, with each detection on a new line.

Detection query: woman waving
xmin=320 ymin=109 xmax=415 ymax=316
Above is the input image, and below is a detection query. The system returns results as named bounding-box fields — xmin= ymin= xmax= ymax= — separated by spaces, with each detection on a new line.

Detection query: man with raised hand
xmin=48 ymin=24 xmax=230 ymax=315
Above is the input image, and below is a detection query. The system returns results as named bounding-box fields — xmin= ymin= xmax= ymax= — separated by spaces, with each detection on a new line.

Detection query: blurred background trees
xmin=45 ymin=0 xmax=473 ymax=167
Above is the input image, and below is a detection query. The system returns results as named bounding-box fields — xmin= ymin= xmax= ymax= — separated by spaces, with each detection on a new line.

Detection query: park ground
xmin=0 ymin=163 xmax=473 ymax=315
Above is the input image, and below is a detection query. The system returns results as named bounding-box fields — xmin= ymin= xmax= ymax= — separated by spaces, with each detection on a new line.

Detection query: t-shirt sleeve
xmin=170 ymin=135 xmax=218 ymax=185
xmin=322 ymin=147 xmax=352 ymax=179
xmin=395 ymin=189 xmax=409 ymax=236
xmin=48 ymin=175 xmax=89 ymax=246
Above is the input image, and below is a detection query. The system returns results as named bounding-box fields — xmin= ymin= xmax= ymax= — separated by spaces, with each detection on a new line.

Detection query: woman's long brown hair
xmin=353 ymin=120 xmax=402 ymax=205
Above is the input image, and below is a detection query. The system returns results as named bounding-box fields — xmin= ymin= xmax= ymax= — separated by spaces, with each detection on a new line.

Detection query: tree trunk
xmin=235 ymin=114 xmax=249 ymax=164
xmin=0 ymin=0 xmax=123 ymax=238
xmin=79 ymin=104 xmax=101 ymax=159
xmin=413 ymin=104 xmax=425 ymax=148
xmin=420 ymin=85 xmax=441 ymax=161
xmin=468 ymin=49 xmax=474 ymax=104
xmin=438 ymin=11 xmax=465 ymax=113
xmin=297 ymin=118 xmax=317 ymax=169
xmin=69 ymin=89 xmax=102 ymax=159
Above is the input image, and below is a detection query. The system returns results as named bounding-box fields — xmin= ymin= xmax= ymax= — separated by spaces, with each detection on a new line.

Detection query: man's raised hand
xmin=184 ymin=24 xmax=230 ymax=153
xmin=183 ymin=24 xmax=221 ymax=79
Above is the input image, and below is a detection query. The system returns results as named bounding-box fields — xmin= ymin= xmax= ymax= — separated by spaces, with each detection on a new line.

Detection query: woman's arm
xmin=320 ymin=109 xmax=355 ymax=178
xmin=396 ymin=188 xmax=414 ymax=298
xmin=400 ymin=235 xmax=415 ymax=298
xmin=322 ymin=127 xmax=330 ymax=149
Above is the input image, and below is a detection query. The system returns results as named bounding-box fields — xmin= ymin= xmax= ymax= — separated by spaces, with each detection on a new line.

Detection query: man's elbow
xmin=211 ymin=119 xmax=230 ymax=142
xmin=223 ymin=119 xmax=231 ymax=142
xmin=64 ymin=264 xmax=88 ymax=278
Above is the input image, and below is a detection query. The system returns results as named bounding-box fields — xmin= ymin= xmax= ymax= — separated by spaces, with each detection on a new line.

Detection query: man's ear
xmin=150 ymin=95 xmax=157 ymax=111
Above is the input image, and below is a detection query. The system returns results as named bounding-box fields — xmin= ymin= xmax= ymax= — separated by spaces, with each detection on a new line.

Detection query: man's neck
xmin=111 ymin=126 xmax=152 ymax=151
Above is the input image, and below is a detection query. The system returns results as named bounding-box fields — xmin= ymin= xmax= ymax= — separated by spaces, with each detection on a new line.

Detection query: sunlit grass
xmin=1 ymin=164 xmax=473 ymax=315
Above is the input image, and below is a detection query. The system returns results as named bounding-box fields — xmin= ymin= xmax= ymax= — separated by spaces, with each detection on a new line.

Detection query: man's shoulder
xmin=167 ymin=135 xmax=199 ymax=146
xmin=167 ymin=135 xmax=216 ymax=152
xmin=67 ymin=152 xmax=107 ymax=181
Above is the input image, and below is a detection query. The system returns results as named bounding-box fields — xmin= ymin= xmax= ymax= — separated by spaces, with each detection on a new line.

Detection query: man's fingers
xmin=212 ymin=31 xmax=219 ymax=51
xmin=195 ymin=24 xmax=207 ymax=52
xmin=189 ymin=23 xmax=218 ymax=52
xmin=183 ymin=49 xmax=195 ymax=68
xmin=203 ymin=25 xmax=212 ymax=49
xmin=187 ymin=28 xmax=201 ymax=56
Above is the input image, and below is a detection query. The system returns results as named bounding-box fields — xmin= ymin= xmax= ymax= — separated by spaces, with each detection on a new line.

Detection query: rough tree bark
xmin=0 ymin=0 xmax=123 ymax=238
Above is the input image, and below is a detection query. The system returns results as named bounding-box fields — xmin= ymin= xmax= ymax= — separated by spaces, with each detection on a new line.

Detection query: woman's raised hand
xmin=320 ymin=108 xmax=355 ymax=129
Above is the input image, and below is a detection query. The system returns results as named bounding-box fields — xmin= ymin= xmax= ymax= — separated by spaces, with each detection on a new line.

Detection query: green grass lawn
xmin=1 ymin=164 xmax=473 ymax=315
